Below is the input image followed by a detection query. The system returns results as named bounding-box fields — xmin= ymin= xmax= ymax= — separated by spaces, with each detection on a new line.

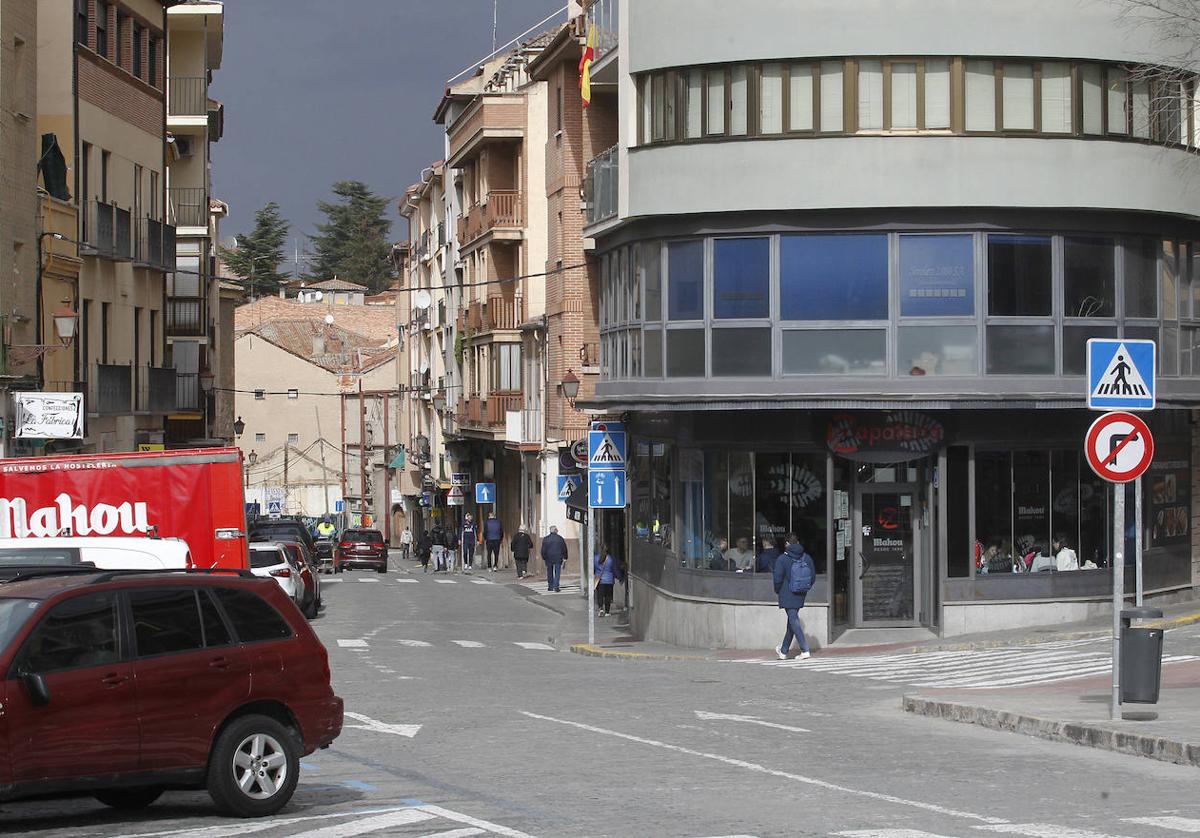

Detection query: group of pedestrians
xmin=400 ymin=513 xmax=539 ymax=576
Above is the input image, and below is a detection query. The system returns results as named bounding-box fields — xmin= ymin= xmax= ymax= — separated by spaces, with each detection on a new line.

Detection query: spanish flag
xmin=578 ymin=24 xmax=595 ymax=108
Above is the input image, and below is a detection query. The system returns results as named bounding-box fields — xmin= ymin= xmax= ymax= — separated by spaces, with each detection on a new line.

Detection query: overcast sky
xmin=211 ymin=0 xmax=567 ymax=271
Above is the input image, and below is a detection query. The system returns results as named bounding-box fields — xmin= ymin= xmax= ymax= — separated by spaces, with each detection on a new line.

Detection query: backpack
xmin=788 ymin=553 xmax=815 ymax=595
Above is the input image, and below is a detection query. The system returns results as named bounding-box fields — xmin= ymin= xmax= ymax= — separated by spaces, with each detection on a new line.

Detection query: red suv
xmin=335 ymin=528 xmax=388 ymax=573
xmin=0 ymin=568 xmax=343 ymax=817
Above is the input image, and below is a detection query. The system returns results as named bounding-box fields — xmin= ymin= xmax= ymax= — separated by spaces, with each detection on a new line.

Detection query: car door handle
xmin=208 ymin=657 xmax=230 ymax=670
xmin=101 ymin=673 xmax=128 ymax=688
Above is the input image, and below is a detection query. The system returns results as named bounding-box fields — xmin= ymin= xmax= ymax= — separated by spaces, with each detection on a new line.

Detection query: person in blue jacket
xmin=772 ymin=533 xmax=812 ymax=660
xmin=594 ymin=545 xmax=624 ymax=617
xmin=483 ymin=513 xmax=505 ymax=572
xmin=755 ymin=537 xmax=781 ymax=574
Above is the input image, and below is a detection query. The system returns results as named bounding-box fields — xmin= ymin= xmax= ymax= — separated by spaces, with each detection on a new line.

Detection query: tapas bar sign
xmin=826 ymin=411 xmax=945 ymax=463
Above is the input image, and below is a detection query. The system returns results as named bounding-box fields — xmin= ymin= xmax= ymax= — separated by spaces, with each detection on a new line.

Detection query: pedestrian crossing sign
xmin=1087 ymin=338 xmax=1155 ymax=411
xmin=556 ymin=475 xmax=581 ymax=501
xmin=588 ymin=427 xmax=626 ymax=471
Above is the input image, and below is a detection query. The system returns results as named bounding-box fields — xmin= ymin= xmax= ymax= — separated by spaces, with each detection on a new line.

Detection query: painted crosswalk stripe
xmin=337 ymin=639 xmax=367 ymax=648
xmin=452 ymin=640 xmax=485 ymax=647
xmin=358 ymin=577 xmax=380 ymax=583
xmin=1123 ymin=817 xmax=1200 ymax=832
xmin=975 ymin=824 xmax=1132 ymax=837
xmin=836 ymin=830 xmax=961 ymax=838
xmin=416 ymin=829 xmax=486 ymax=838
xmin=395 ymin=639 xmax=433 ymax=647
xmin=514 ymin=642 xmax=555 ymax=650
xmin=287 ymin=809 xmax=436 ymax=838
xmin=396 ymin=577 xmax=420 ymax=583
xmin=471 ymin=579 xmax=494 ymax=585
xmin=435 ymin=579 xmax=457 ymax=584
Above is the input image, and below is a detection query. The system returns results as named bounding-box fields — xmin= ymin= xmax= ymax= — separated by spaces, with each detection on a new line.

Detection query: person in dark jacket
xmin=483 ymin=513 xmax=505 ymax=572
xmin=540 ymin=525 xmax=568 ymax=591
xmin=772 ymin=533 xmax=813 ymax=660
xmin=755 ymin=537 xmax=781 ymax=574
xmin=431 ymin=525 xmax=447 ymax=572
xmin=461 ymin=514 xmax=478 ymax=573
xmin=593 ymin=546 xmax=624 ymax=616
xmin=416 ymin=530 xmax=433 ymax=573
xmin=510 ymin=525 xmax=534 ymax=577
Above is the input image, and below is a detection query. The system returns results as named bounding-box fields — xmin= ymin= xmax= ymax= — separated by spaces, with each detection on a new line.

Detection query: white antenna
xmin=492 ymin=0 xmax=498 ymax=55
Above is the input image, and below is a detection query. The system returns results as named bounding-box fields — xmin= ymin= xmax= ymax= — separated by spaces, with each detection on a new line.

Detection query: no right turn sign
xmin=1085 ymin=411 xmax=1155 ymax=483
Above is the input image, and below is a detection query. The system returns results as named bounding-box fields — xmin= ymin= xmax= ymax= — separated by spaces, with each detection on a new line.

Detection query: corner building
xmin=585 ymin=0 xmax=1200 ymax=648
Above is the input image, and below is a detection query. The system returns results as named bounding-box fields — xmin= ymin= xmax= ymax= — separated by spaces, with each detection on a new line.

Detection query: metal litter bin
xmin=1120 ymin=606 xmax=1164 ymax=704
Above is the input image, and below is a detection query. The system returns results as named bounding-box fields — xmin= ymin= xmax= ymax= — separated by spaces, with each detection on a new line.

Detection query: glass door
xmin=854 ymin=488 xmax=920 ymax=626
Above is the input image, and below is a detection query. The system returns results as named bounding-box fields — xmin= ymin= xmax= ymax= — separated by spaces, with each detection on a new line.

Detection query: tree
xmin=306 ymin=180 xmax=395 ymax=292
xmin=218 ymin=202 xmax=290 ymax=296
xmin=1117 ymin=1 xmax=1200 ymax=142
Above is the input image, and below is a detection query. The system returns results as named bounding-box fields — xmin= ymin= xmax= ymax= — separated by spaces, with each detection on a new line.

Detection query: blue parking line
xmin=342 ymin=779 xmax=377 ymax=792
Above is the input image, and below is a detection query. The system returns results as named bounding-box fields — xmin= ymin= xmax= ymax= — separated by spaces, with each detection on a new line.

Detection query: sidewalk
xmin=904 ymin=663 xmax=1200 ymax=768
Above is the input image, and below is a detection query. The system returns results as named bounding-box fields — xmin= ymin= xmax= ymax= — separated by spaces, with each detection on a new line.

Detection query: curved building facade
xmin=583 ymin=0 xmax=1200 ymax=648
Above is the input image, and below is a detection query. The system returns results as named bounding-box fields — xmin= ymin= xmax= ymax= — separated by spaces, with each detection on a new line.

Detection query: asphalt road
xmin=5 ymin=563 xmax=1200 ymax=838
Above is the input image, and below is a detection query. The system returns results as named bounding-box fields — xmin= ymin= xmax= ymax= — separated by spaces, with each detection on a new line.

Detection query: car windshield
xmin=0 ymin=547 xmax=80 ymax=566
xmin=249 ymin=548 xmax=284 ymax=569
xmin=0 ymin=598 xmax=39 ymax=651
xmin=348 ymin=530 xmax=384 ymax=544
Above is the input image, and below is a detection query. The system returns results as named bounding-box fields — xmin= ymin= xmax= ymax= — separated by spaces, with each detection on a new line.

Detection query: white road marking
xmin=343 ymin=710 xmax=422 ymax=738
xmin=337 ymin=639 xmax=368 ymax=648
xmin=288 ymin=809 xmax=435 ymax=838
xmin=436 ymin=579 xmax=458 ymax=584
xmin=694 ymin=710 xmax=810 ymax=733
xmin=1124 ymin=817 xmax=1200 ymax=832
xmin=413 ymin=803 xmax=539 ymax=838
xmin=322 ymin=577 xmax=344 ymax=583
xmin=416 ymin=830 xmax=486 ymax=838
xmin=357 ymin=577 xmax=380 ymax=583
xmin=521 ymin=711 xmax=1007 ymax=825
xmin=975 ymin=825 xmax=1131 ymax=838
xmin=395 ymin=639 xmax=434 ymax=647
xmin=396 ymin=577 xmax=420 ymax=583
xmin=514 ymin=642 xmax=555 ymax=650
xmin=836 ymin=831 xmax=961 ymax=838
xmin=110 ymin=805 xmax=421 ymax=838
xmin=471 ymin=579 xmax=495 ymax=585
xmin=452 ymin=640 xmax=486 ymax=647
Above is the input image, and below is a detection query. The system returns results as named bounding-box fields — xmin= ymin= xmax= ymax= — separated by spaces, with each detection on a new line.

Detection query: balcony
xmin=458 ymin=190 xmax=523 ymax=245
xmin=81 ymin=201 xmax=131 ymax=260
xmin=520 ymin=406 xmax=543 ymax=447
xmin=90 ymin=363 xmax=133 ymax=415
xmin=168 ymin=76 xmax=208 ymax=118
xmin=175 ymin=372 xmax=201 ymax=412
xmin=466 ymin=395 xmax=483 ymax=426
xmin=486 ymin=390 xmax=522 ymax=428
xmin=167 ymin=297 xmax=207 ymax=338
xmin=584 ymin=144 xmax=618 ymax=226
xmin=467 ymin=301 xmax=483 ymax=331
xmin=586 ymin=0 xmax=619 ymax=62
xmin=136 ymin=366 xmax=177 ymax=414
xmin=447 ymin=96 xmax=525 ymax=165
xmin=168 ymin=187 xmax=207 ymax=230
xmin=134 ymin=217 xmax=177 ymax=272
xmin=483 ymin=294 xmax=523 ymax=331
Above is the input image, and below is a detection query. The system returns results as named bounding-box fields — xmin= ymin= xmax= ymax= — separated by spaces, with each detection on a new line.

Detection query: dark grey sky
xmin=211 ymin=0 xmax=567 ymax=270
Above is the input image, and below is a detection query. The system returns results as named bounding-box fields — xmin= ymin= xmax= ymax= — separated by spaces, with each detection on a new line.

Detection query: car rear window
xmin=249 ymin=548 xmax=284 ymax=569
xmin=212 ymin=588 xmax=293 ymax=643
xmin=0 ymin=547 xmax=81 ymax=566
xmin=346 ymin=530 xmax=384 ymax=544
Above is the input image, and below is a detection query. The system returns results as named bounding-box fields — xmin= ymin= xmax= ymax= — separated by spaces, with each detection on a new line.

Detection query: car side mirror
xmin=21 ymin=671 xmax=50 ymax=706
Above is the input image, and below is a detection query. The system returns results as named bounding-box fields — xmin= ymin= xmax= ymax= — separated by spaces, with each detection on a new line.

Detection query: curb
xmin=902 ymin=695 xmax=1200 ymax=768
xmin=569 ymin=642 xmax=710 ymax=661
xmin=506 ymin=584 xmax=571 ymax=617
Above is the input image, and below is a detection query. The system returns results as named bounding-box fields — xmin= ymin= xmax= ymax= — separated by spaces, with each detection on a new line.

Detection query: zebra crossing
xmin=338 ymin=637 xmax=557 ymax=653
xmin=733 ymin=637 xmax=1199 ymax=689
xmin=833 ymin=816 xmax=1200 ymax=837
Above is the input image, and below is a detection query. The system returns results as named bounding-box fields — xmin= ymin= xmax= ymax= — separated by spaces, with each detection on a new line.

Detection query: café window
xmin=667 ymin=240 xmax=704 ymax=321
xmin=632 ymin=440 xmax=674 ymax=563
xmin=713 ymin=237 xmax=769 ymax=319
xmin=898 ymin=234 xmax=974 ymax=317
xmin=779 ymin=234 xmax=888 ymax=320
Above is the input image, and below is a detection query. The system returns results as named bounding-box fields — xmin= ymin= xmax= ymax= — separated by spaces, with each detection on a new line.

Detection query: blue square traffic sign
xmin=1087 ymin=339 xmax=1155 ymax=411
xmin=588 ymin=469 xmax=626 ymax=509
xmin=556 ymin=475 xmax=581 ymax=502
xmin=475 ymin=483 xmax=496 ymax=504
xmin=588 ymin=426 xmax=626 ymax=471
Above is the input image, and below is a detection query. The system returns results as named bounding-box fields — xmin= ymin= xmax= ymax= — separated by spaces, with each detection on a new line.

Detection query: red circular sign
xmin=570 ymin=439 xmax=588 ymax=465
xmin=1085 ymin=411 xmax=1154 ymax=484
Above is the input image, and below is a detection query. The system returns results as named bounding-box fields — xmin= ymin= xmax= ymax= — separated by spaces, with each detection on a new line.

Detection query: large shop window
xmin=899 ymin=326 xmax=977 ymax=376
xmin=973 ymin=449 xmax=1112 ymax=574
xmin=668 ymin=240 xmax=704 ymax=321
xmin=1125 ymin=238 xmax=1160 ymax=319
xmin=666 ymin=329 xmax=705 ymax=377
xmin=712 ymin=328 xmax=771 ymax=377
xmin=1064 ymin=237 xmax=1116 ymax=318
xmin=782 ymin=329 xmax=886 ymax=375
xmin=898 ymin=234 xmax=974 ymax=317
xmin=713 ymin=238 xmax=769 ymax=319
xmin=988 ymin=235 xmax=1052 ymax=316
xmin=779 ymin=234 xmax=888 ymax=320
xmin=681 ymin=451 xmax=827 ymax=575
xmin=633 ymin=440 xmax=674 ymax=566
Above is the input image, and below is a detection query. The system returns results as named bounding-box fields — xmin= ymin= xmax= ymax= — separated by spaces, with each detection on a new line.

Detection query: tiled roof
xmin=235 ymin=297 xmax=398 ymax=345
xmin=240 ymin=318 xmax=396 ymax=373
xmin=305 ymin=278 xmax=370 ymax=292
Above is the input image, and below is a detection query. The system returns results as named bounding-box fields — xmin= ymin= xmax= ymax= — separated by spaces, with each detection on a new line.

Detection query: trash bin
xmin=1120 ymin=606 xmax=1164 ymax=704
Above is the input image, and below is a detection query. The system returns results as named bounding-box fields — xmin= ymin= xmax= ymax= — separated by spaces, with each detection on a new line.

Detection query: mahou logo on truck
xmin=0 ymin=493 xmax=150 ymax=538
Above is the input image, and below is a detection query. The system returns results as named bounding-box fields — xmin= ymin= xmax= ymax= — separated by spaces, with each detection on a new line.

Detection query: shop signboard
xmin=825 ymin=411 xmax=945 ymax=463
xmin=569 ymin=440 xmax=588 ymax=467
xmin=14 ymin=392 xmax=84 ymax=439
xmin=451 ymin=472 xmax=471 ymax=487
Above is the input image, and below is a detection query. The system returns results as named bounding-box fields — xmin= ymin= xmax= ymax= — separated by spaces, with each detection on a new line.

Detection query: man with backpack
xmin=773 ymin=533 xmax=814 ymax=660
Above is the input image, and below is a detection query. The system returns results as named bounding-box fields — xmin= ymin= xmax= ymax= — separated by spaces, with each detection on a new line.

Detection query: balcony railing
xmin=585 ymin=144 xmax=618 ymax=225
xmin=168 ymin=76 xmax=208 ymax=117
xmin=136 ymin=366 xmax=177 ymax=414
xmin=487 ymin=390 xmax=523 ymax=428
xmin=167 ymin=297 xmax=207 ymax=338
xmin=91 ymin=363 xmax=133 ymax=415
xmin=458 ymin=190 xmax=523 ymax=243
xmin=176 ymin=372 xmax=201 ymax=412
xmin=586 ymin=0 xmax=619 ymax=61
xmin=467 ymin=301 xmax=483 ymax=330
xmin=466 ymin=395 xmax=483 ymax=426
xmin=82 ymin=200 xmax=131 ymax=258
xmin=521 ymin=406 xmax=543 ymax=445
xmin=134 ymin=217 xmax=176 ymax=271
xmin=168 ymin=187 xmax=207 ymax=228
xmin=483 ymin=294 xmax=523 ymax=331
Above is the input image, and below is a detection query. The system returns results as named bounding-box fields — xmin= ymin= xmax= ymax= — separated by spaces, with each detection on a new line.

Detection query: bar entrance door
xmin=854 ymin=487 xmax=921 ymax=627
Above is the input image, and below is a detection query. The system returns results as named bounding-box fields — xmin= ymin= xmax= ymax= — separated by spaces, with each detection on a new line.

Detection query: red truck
xmin=0 ymin=447 xmax=249 ymax=570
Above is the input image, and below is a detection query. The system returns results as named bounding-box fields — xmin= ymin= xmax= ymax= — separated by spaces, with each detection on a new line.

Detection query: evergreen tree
xmin=306 ymin=180 xmax=394 ymax=292
xmin=218 ymin=202 xmax=290 ymax=296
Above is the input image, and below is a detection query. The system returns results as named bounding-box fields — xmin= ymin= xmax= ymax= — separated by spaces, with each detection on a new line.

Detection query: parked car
xmin=278 ymin=542 xmax=320 ymax=619
xmin=249 ymin=519 xmax=316 ymax=556
xmin=335 ymin=528 xmax=387 ymax=573
xmin=0 ymin=537 xmax=191 ymax=576
xmin=248 ymin=543 xmax=302 ymax=610
xmin=313 ymin=538 xmax=335 ymax=574
xmin=0 ymin=568 xmax=343 ymax=816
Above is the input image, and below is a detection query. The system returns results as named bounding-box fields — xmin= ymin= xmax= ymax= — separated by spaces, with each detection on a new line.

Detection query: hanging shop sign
xmin=825 ymin=411 xmax=946 ymax=463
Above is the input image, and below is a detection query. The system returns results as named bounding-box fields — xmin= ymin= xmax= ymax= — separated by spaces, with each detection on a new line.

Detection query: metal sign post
xmin=1135 ymin=478 xmax=1143 ymax=607
xmin=587 ymin=508 xmax=595 ymax=646
xmin=1112 ymin=487 xmax=1124 ymax=721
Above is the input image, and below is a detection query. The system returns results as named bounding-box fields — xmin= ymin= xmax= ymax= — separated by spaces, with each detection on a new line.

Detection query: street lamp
xmin=233 ymin=416 xmax=246 ymax=436
xmin=432 ymin=391 xmax=447 ymax=412
xmin=199 ymin=370 xmax=215 ymax=393
xmin=247 ymin=449 xmax=258 ymax=466
xmin=52 ymin=304 xmax=78 ymax=348
xmin=561 ymin=369 xmax=580 ymax=408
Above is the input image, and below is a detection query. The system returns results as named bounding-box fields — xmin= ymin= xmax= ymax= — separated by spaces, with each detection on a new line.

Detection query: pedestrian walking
xmin=510 ymin=525 xmax=533 ymax=577
xmin=416 ymin=529 xmax=433 ymax=573
xmin=445 ymin=526 xmax=459 ymax=574
xmin=594 ymin=545 xmax=623 ymax=616
xmin=540 ymin=525 xmax=568 ymax=592
xmin=483 ymin=512 xmax=504 ymax=571
xmin=461 ymin=514 xmax=478 ymax=573
xmin=773 ymin=533 xmax=814 ymax=660
xmin=399 ymin=526 xmax=413 ymax=562
xmin=431 ymin=523 xmax=447 ymax=572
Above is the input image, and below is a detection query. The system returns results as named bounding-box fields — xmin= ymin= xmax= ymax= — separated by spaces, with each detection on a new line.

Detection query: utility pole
xmin=340 ymin=393 xmax=348 ymax=526
xmin=383 ymin=393 xmax=392 ymax=544
xmin=283 ymin=443 xmax=289 ymax=503
xmin=359 ymin=379 xmax=368 ymax=527
xmin=316 ymin=405 xmax=330 ymax=517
